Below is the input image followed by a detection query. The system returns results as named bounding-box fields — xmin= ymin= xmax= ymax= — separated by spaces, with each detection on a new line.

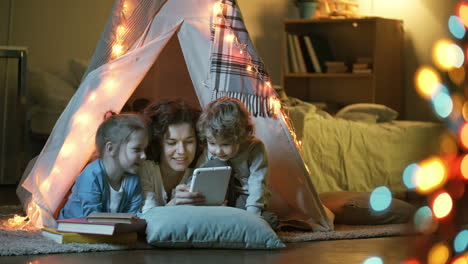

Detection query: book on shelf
xmin=292 ymin=34 xmax=308 ymax=73
xmin=352 ymin=68 xmax=373 ymax=74
xmin=86 ymin=212 xmax=138 ymax=224
xmin=286 ymin=33 xmax=300 ymax=73
xmin=325 ymin=61 xmax=348 ymax=73
xmin=352 ymin=58 xmax=373 ymax=74
xmin=353 ymin=63 xmax=372 ymax=69
xmin=41 ymin=227 xmax=138 ymax=244
xmin=57 ymin=216 xmax=147 ymax=236
xmin=297 ymin=35 xmax=315 ymax=73
xmin=303 ymin=36 xmax=322 ymax=73
xmin=307 ymin=35 xmax=334 ymax=73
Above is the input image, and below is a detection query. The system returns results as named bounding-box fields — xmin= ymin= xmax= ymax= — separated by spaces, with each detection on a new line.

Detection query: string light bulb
xmin=112 ymin=43 xmax=124 ymax=58
xmin=213 ymin=2 xmax=224 ymax=16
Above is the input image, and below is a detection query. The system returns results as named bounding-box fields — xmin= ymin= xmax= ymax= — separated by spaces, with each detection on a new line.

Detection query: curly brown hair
xmin=197 ymin=97 xmax=254 ymax=144
xmin=143 ymin=99 xmax=202 ymax=166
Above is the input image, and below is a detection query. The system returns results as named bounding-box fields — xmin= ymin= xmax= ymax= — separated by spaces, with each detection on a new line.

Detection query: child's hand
xmin=174 ymin=184 xmax=205 ymax=205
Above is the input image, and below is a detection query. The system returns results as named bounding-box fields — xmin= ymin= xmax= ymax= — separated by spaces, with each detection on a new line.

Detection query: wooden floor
xmin=1 ymin=185 xmax=425 ymax=264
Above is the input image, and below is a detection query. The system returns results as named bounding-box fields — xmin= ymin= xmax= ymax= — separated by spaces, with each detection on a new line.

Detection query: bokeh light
xmin=449 ymin=15 xmax=466 ymax=39
xmin=460 ymin=154 xmax=468 ymax=180
xmin=448 ymin=66 xmax=466 ymax=85
xmin=454 ymin=230 xmax=468 ymax=253
xmin=403 ymin=163 xmax=419 ymax=189
xmin=452 ymin=255 xmax=468 ymax=264
xmin=457 ymin=1 xmax=468 ymax=28
xmin=363 ymin=256 xmax=383 ymax=264
xmin=460 ymin=123 xmax=468 ymax=149
xmin=432 ymin=192 xmax=453 ymax=219
xmin=433 ymin=40 xmax=464 ymax=70
xmin=415 ymin=67 xmax=441 ymax=99
xmin=432 ymin=88 xmax=454 ymax=118
xmin=428 ymin=242 xmax=451 ymax=264
xmin=463 ymin=102 xmax=468 ymax=121
xmin=453 ymin=44 xmax=465 ymax=67
xmin=369 ymin=186 xmax=392 ymax=212
xmin=401 ymin=259 xmax=421 ymax=264
xmin=414 ymin=206 xmax=438 ymax=234
xmin=415 ymin=157 xmax=447 ymax=194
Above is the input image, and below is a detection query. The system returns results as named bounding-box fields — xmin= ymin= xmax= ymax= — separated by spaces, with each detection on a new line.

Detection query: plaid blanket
xmin=210 ymin=0 xmax=277 ymax=117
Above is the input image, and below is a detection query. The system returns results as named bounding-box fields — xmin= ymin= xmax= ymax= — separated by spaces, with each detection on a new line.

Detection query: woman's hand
xmin=174 ymin=184 xmax=205 ymax=205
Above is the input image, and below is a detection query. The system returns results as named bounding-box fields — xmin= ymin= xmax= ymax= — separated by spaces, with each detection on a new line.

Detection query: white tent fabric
xmin=18 ymin=0 xmax=332 ymax=231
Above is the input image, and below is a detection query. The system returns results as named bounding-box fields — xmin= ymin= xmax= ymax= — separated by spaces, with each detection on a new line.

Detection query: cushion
xmin=140 ymin=206 xmax=285 ymax=249
xmin=319 ymin=192 xmax=416 ymax=225
xmin=335 ymin=103 xmax=398 ymax=122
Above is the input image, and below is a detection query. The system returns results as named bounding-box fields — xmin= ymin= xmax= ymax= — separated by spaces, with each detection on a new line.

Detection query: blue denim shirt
xmin=58 ymin=159 xmax=142 ymax=219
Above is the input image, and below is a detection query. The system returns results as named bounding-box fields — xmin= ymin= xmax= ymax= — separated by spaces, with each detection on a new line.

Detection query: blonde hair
xmin=197 ymin=97 xmax=254 ymax=143
xmin=95 ymin=113 xmax=148 ymax=157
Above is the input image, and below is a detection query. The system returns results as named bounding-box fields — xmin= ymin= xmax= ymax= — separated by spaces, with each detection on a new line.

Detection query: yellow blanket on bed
xmin=286 ymin=99 xmax=444 ymax=193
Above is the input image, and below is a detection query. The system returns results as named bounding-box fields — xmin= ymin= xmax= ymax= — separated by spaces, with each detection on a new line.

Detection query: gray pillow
xmin=335 ymin=103 xmax=398 ymax=122
xmin=140 ymin=206 xmax=285 ymax=249
xmin=319 ymin=192 xmax=416 ymax=225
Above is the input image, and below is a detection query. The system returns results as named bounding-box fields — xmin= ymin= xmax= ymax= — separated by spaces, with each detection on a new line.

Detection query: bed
xmin=284 ymin=97 xmax=444 ymax=194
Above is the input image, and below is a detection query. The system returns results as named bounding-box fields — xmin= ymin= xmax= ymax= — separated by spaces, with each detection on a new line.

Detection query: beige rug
xmin=278 ymin=223 xmax=413 ymax=243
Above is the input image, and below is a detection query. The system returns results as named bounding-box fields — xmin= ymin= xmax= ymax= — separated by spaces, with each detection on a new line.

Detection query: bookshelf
xmin=282 ymin=17 xmax=404 ymax=116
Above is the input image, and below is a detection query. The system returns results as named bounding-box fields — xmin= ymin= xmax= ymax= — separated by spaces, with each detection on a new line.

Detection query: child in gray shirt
xmin=197 ymin=97 xmax=270 ymax=216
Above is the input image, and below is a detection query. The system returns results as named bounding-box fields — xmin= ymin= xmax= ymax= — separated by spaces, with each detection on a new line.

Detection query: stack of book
xmin=42 ymin=212 xmax=146 ymax=244
xmin=352 ymin=57 xmax=373 ymax=74
xmin=325 ymin=61 xmax=348 ymax=73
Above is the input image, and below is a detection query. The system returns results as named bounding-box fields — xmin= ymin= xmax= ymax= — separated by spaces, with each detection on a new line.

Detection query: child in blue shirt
xmin=58 ymin=112 xmax=149 ymax=219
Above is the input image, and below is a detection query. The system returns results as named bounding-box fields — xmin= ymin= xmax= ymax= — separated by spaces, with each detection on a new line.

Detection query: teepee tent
xmin=18 ymin=0 xmax=332 ymax=231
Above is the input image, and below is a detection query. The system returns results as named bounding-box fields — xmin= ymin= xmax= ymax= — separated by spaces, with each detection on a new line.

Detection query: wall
xmin=6 ymin=0 xmax=113 ymax=74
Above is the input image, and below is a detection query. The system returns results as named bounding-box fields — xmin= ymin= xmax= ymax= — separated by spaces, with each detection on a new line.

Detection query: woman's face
xmin=160 ymin=122 xmax=197 ymax=172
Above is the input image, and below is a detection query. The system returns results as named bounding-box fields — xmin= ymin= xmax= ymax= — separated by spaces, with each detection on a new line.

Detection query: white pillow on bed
xmin=335 ymin=103 xmax=398 ymax=122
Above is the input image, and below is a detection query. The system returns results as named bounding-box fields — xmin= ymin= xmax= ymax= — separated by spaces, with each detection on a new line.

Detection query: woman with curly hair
xmin=140 ymin=99 xmax=205 ymax=213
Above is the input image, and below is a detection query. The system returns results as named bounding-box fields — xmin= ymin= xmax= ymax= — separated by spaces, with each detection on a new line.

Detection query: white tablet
xmin=189 ymin=166 xmax=232 ymax=206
